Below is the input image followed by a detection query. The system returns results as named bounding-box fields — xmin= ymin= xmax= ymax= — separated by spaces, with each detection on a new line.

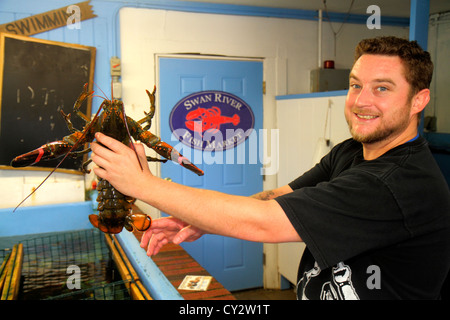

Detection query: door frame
xmin=153 ymin=53 xmax=281 ymax=289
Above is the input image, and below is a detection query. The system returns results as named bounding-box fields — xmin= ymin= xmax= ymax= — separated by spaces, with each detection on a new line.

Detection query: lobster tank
xmin=0 ymin=228 xmax=131 ymax=300
xmin=0 ymin=201 xmax=181 ymax=300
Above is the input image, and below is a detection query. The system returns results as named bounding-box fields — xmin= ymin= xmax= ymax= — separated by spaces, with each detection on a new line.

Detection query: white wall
xmin=0 ymin=168 xmax=85 ymax=209
xmin=276 ymin=94 xmax=351 ymax=285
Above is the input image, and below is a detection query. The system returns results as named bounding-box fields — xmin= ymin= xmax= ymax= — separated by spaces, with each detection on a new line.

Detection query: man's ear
xmin=411 ymin=88 xmax=430 ymax=116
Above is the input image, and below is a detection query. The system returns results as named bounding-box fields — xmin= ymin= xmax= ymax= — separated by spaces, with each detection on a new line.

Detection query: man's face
xmin=345 ymin=54 xmax=414 ymax=144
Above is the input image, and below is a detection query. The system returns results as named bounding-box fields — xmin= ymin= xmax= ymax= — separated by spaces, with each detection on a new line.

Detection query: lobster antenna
xmin=123 ymin=107 xmax=143 ymax=171
xmin=121 ymin=103 xmax=142 ymax=170
xmin=13 ymin=92 xmax=104 ymax=212
xmin=93 ymin=81 xmax=109 ymax=102
xmin=110 ymin=78 xmax=143 ymax=171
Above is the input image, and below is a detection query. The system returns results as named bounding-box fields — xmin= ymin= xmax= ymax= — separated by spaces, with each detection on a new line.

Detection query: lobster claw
xmin=10 ymin=141 xmax=74 ymax=167
xmin=10 ymin=128 xmax=86 ymax=168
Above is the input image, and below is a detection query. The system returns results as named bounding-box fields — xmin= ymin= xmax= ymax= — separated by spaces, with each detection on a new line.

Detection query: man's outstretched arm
xmin=91 ymin=132 xmax=301 ymax=245
xmin=140 ymin=184 xmax=295 ymax=256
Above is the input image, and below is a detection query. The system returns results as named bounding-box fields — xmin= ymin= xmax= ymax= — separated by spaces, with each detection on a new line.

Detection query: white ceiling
xmin=185 ymin=0 xmax=450 ymax=17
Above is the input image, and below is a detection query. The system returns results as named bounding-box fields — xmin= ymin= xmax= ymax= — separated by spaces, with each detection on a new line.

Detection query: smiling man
xmin=346 ymin=50 xmax=430 ymax=160
xmin=91 ymin=36 xmax=450 ymax=300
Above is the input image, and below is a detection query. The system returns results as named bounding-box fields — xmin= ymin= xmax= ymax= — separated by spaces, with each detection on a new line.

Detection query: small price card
xmin=178 ymin=275 xmax=212 ymax=291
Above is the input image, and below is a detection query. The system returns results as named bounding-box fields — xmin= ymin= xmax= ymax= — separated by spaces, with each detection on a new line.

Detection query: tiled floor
xmin=232 ymin=287 xmax=297 ymax=300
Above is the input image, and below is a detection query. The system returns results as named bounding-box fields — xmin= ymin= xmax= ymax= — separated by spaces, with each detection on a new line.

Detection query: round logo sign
xmin=169 ymin=91 xmax=255 ymax=151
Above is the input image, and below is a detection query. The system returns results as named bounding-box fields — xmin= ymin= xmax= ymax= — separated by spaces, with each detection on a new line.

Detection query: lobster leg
xmin=82 ymin=158 xmax=92 ymax=173
xmin=146 ymin=156 xmax=168 ymax=163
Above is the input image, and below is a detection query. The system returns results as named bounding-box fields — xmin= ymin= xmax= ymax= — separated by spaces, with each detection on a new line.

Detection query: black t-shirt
xmin=275 ymin=137 xmax=450 ymax=299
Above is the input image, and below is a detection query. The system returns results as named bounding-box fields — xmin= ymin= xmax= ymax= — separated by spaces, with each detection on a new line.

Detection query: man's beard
xmin=347 ymin=107 xmax=411 ymax=144
xmin=350 ymin=125 xmax=399 ymax=144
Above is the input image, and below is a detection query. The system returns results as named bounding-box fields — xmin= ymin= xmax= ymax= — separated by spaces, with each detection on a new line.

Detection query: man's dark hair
xmin=354 ymin=36 xmax=433 ymax=99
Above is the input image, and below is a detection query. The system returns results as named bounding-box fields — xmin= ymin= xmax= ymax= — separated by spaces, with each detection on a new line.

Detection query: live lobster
xmin=11 ymin=84 xmax=204 ymax=234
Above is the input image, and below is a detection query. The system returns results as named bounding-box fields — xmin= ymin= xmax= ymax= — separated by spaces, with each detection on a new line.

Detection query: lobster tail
xmin=90 ymin=178 xmax=152 ymax=234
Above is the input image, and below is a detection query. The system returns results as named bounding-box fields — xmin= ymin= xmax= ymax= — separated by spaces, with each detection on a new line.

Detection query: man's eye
xmin=350 ymin=84 xmax=361 ymax=89
xmin=377 ymin=86 xmax=388 ymax=92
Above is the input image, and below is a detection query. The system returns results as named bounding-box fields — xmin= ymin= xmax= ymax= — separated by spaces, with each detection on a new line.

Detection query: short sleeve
xmin=289 ymin=139 xmax=360 ymax=191
xmin=288 ymin=160 xmax=330 ymax=191
xmin=276 ymin=169 xmax=411 ymax=270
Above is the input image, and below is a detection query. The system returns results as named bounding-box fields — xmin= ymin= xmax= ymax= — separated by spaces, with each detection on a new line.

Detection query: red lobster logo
xmin=185 ymin=106 xmax=240 ymax=136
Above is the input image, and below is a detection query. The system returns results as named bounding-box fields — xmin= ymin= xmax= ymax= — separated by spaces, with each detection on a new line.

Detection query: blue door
xmin=158 ymin=57 xmax=263 ymax=291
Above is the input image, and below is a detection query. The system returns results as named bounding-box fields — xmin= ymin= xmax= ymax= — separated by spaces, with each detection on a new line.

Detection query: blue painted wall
xmin=0 ymin=0 xmax=125 ymax=113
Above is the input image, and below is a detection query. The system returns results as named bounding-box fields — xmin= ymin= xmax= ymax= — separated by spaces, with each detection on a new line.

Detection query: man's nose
xmin=355 ymin=87 xmax=374 ymax=107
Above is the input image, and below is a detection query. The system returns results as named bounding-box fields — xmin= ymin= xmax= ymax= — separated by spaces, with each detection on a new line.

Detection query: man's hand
xmin=140 ymin=217 xmax=206 ymax=256
xmin=91 ymin=132 xmax=153 ymax=200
